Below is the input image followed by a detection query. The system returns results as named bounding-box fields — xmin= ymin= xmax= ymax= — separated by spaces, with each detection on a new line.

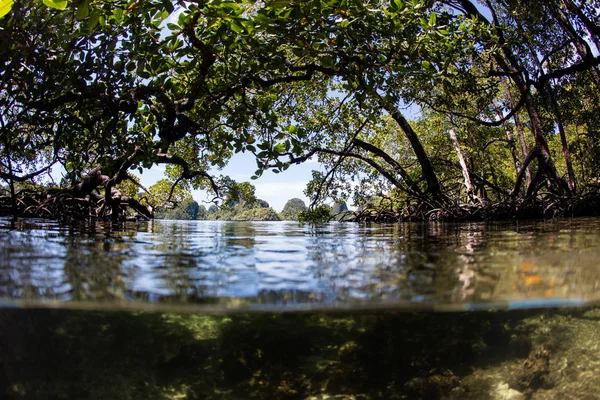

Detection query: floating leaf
xmin=0 ymin=0 xmax=14 ymax=18
xmin=43 ymin=0 xmax=68 ymax=10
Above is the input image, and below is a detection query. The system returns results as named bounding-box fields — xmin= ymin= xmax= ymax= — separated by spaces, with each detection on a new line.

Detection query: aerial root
xmin=348 ymin=192 xmax=600 ymax=223
xmin=0 ymin=189 xmax=152 ymax=221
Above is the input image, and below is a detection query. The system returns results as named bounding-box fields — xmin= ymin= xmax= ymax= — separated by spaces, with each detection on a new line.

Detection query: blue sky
xmin=137 ymin=152 xmax=321 ymax=212
xmin=132 ymin=2 xmax=492 ymax=213
xmin=64 ymin=2 xmax=472 ymax=213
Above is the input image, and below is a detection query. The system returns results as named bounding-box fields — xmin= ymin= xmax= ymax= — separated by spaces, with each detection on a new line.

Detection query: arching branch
xmin=155 ymin=153 xmax=220 ymax=197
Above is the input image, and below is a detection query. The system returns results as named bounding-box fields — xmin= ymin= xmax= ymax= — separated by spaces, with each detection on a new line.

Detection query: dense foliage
xmin=1 ymin=0 xmax=600 ymax=220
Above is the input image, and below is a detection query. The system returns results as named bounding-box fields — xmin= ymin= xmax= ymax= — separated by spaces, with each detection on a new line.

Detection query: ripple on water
xmin=1 ymin=218 xmax=600 ymax=311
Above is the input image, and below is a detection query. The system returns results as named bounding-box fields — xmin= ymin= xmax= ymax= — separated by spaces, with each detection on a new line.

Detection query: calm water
xmin=1 ymin=217 xmax=600 ymax=311
xmin=3 ymin=217 xmax=600 ymax=399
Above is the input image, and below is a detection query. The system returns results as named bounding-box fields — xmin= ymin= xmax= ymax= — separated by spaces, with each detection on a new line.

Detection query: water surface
xmin=3 ymin=217 xmax=600 ymax=399
xmin=1 ymin=217 xmax=600 ymax=311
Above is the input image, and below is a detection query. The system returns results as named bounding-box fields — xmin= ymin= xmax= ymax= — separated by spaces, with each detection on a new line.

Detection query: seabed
xmin=2 ymin=305 xmax=600 ymax=399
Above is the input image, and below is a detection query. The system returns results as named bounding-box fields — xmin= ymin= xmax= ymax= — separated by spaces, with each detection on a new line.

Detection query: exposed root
xmin=0 ymin=189 xmax=152 ymax=221
xmin=349 ymin=192 xmax=600 ymax=223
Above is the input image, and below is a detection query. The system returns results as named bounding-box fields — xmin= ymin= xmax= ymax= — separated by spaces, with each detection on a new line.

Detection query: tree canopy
xmin=1 ymin=0 xmax=600 ymax=221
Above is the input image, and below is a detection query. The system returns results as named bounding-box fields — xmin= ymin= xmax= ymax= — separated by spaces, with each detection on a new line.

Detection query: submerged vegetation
xmin=3 ymin=306 xmax=600 ymax=399
xmin=1 ymin=0 xmax=600 ymax=221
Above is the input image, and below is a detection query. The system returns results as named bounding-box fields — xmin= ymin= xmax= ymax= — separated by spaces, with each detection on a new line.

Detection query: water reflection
xmin=1 ymin=218 xmax=600 ymax=310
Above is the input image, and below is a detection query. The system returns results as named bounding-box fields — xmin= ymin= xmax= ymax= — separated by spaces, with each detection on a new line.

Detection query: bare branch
xmin=0 ymin=162 xmax=56 ymax=182
xmin=155 ymin=153 xmax=220 ymax=197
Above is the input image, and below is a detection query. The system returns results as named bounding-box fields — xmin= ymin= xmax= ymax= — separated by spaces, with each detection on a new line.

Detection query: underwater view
xmin=2 ymin=218 xmax=600 ymax=399
xmin=4 ymin=0 xmax=600 ymax=398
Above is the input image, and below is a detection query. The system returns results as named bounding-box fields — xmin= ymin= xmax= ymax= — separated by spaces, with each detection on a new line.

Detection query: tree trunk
xmin=457 ymin=0 xmax=565 ymax=195
xmin=502 ymin=80 xmax=532 ymax=190
xmin=544 ymin=84 xmax=577 ymax=193
xmin=380 ymin=100 xmax=444 ymax=204
xmin=512 ymin=147 xmax=538 ymax=197
xmin=518 ymin=26 xmax=577 ymax=195
xmin=562 ymin=0 xmax=600 ymax=50
xmin=448 ymin=128 xmax=475 ymax=201
xmin=494 ymin=98 xmax=521 ymax=175
xmin=523 ymin=97 xmax=566 ymax=194
xmin=551 ymin=5 xmax=600 ymax=88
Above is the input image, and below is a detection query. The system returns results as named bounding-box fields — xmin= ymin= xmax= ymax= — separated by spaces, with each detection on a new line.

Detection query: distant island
xmin=153 ymin=181 xmax=350 ymax=222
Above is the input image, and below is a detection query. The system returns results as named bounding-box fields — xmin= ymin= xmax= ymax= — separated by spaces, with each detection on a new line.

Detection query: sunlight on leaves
xmin=0 ymin=0 xmax=14 ymax=18
xmin=42 ymin=0 xmax=68 ymax=10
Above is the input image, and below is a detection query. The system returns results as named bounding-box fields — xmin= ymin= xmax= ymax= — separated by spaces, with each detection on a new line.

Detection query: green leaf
xmin=392 ymin=0 xmax=404 ymax=9
xmin=161 ymin=0 xmax=174 ymax=13
xmin=88 ymin=10 xmax=100 ymax=30
xmin=266 ymin=0 xmax=291 ymax=9
xmin=75 ymin=0 xmax=89 ymax=20
xmin=340 ymin=19 xmax=349 ymax=28
xmin=178 ymin=11 xmax=187 ymax=26
xmin=422 ymin=60 xmax=431 ymax=69
xmin=429 ymin=12 xmax=436 ymax=26
xmin=0 ymin=0 xmax=14 ymax=19
xmin=230 ymin=20 xmax=244 ymax=33
xmin=43 ymin=0 xmax=68 ymax=10
xmin=220 ymin=2 xmax=240 ymax=10
xmin=113 ymin=8 xmax=123 ymax=23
